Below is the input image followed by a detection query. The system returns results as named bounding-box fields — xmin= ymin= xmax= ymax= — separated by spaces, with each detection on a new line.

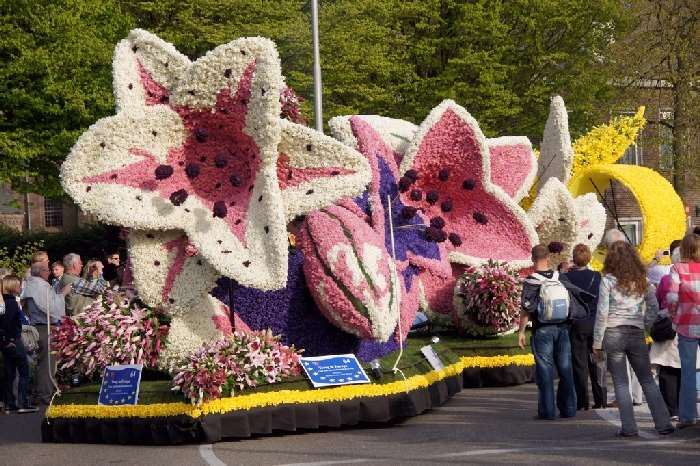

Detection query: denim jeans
xmin=1 ymin=340 xmax=30 ymax=409
xmin=604 ymin=326 xmax=672 ymax=434
xmin=532 ymin=324 xmax=577 ymax=419
xmin=677 ymin=334 xmax=700 ymax=423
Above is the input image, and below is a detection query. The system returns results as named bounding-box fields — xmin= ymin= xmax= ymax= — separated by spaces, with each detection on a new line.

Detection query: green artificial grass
xmin=53 ymin=331 xmax=532 ymax=406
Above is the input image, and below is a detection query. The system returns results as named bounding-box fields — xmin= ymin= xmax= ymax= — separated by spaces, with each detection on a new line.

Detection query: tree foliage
xmin=0 ymin=0 xmax=629 ymax=196
xmin=608 ymin=0 xmax=700 ymax=195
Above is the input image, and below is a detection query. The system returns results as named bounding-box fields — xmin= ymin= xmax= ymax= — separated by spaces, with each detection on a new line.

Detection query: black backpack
xmin=650 ymin=316 xmax=676 ymax=342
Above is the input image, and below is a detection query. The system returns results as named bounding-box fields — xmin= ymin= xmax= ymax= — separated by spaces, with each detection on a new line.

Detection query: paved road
xmin=2 ymin=383 xmax=700 ymax=466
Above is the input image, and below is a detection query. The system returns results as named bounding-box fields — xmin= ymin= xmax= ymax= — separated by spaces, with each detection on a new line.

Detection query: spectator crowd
xmin=519 ymin=227 xmax=700 ymax=437
xmin=0 ymin=250 xmax=126 ymax=413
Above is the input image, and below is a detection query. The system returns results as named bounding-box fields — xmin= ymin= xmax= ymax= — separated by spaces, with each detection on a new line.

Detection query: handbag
xmin=650 ymin=316 xmax=676 ymax=342
xmin=21 ymin=325 xmax=40 ymax=355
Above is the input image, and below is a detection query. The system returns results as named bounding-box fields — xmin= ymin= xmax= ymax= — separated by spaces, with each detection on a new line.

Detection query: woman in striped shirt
xmin=666 ymin=232 xmax=700 ymax=428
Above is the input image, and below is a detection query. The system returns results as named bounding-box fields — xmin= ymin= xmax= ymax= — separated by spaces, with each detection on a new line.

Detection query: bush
xmin=453 ymin=260 xmax=522 ymax=337
xmin=0 ymin=240 xmax=45 ymax=274
xmin=0 ymin=224 xmax=125 ymax=265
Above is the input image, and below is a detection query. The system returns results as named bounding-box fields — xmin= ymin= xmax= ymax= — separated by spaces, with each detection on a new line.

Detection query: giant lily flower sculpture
xmin=61 ymin=29 xmax=370 ymax=292
xmin=331 ymin=101 xmax=539 ymax=318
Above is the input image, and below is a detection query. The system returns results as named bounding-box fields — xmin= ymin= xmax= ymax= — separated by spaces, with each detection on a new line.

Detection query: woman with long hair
xmin=666 ymin=233 xmax=700 ymax=428
xmin=593 ymin=241 xmax=674 ymax=437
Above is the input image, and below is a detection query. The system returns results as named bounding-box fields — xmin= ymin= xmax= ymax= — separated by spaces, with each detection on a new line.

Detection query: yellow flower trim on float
xmin=570 ymin=107 xmax=646 ymax=179
xmin=461 ymin=354 xmax=534 ymax=368
xmin=569 ymin=164 xmax=686 ymax=265
xmin=46 ymin=354 xmax=534 ymax=420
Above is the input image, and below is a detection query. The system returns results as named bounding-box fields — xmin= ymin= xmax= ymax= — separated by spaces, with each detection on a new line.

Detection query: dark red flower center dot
xmin=438 ymin=168 xmax=450 ymax=181
xmin=473 ymin=212 xmax=488 ymax=225
xmin=425 ymin=226 xmax=447 ymax=243
xmin=426 ymin=191 xmax=439 ymax=204
xmin=462 ymin=179 xmax=476 ymax=190
xmin=430 ymin=216 xmax=445 ymax=229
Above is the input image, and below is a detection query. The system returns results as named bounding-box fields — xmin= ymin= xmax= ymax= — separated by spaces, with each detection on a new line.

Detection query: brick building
xmin=602 ymin=81 xmax=698 ymax=246
xmin=0 ymin=184 xmax=93 ymax=233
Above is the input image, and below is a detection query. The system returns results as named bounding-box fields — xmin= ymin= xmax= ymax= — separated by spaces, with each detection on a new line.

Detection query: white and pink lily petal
xmin=157 ymin=295 xmax=233 ymax=372
xmin=537 ymin=95 xmax=574 ymax=189
xmin=330 ymin=115 xmax=419 ymax=166
xmin=277 ymin=119 xmax=370 ymax=221
xmin=487 ymin=136 xmax=537 ymax=202
xmin=399 ymin=100 xmax=539 ymax=269
xmin=527 ymin=177 xmax=577 ymax=265
xmin=62 ymin=30 xmax=369 ymax=291
xmin=572 ymin=193 xmax=607 ymax=251
xmin=127 ymin=230 xmax=220 ymax=310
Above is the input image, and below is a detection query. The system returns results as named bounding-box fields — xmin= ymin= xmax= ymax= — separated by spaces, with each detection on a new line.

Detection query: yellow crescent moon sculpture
xmin=569 ymin=164 xmax=686 ymax=266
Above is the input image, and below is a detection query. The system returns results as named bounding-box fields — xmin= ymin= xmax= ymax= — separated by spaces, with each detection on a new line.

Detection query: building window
xmin=44 ymin=199 xmax=63 ymax=227
xmin=659 ymin=110 xmax=674 ymax=170
xmin=618 ymin=218 xmax=642 ymax=246
xmin=616 ymin=111 xmax=642 ymax=165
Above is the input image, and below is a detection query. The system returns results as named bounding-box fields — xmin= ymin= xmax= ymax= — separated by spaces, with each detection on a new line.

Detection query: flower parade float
xmin=49 ymin=29 xmax=696 ymax=445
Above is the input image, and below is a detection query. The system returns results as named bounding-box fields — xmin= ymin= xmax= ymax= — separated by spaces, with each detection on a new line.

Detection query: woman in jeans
xmin=593 ymin=241 xmax=674 ymax=437
xmin=666 ymin=232 xmax=700 ymax=428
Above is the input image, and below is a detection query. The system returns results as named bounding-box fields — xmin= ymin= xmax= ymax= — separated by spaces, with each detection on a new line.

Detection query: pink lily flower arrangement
xmin=51 ymin=291 xmax=168 ymax=380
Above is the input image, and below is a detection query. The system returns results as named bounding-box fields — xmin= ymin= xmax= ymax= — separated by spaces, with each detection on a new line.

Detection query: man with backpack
xmin=519 ymin=244 xmax=584 ymax=420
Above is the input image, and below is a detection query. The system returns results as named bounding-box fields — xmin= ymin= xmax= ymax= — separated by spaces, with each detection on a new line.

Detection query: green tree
xmin=0 ymin=0 xmax=134 ymax=197
xmin=0 ymin=0 xmax=631 ymax=198
xmin=608 ymin=0 xmax=700 ymax=196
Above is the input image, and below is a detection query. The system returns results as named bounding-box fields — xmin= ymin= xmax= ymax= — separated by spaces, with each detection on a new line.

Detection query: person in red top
xmin=666 ymin=232 xmax=700 ymax=428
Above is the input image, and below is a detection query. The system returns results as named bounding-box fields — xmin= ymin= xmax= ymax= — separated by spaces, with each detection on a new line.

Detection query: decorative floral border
xmin=47 ymin=354 xmax=534 ymax=420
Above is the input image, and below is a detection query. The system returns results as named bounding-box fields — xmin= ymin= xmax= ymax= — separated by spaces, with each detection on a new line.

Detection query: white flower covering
xmin=61 ymin=29 xmax=369 ymax=291
xmin=157 ymin=295 xmax=232 ymax=372
xmin=538 ymin=95 xmax=574 ymax=188
xmin=278 ymin=119 xmax=370 ymax=221
xmin=528 ymin=177 xmax=577 ymax=265
xmin=127 ymin=230 xmax=219 ymax=311
xmin=113 ymin=29 xmax=191 ymax=112
xmin=572 ymin=193 xmax=607 ymax=251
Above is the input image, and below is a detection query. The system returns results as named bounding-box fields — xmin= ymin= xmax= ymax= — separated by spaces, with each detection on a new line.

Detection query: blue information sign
xmin=300 ymin=354 xmax=370 ymax=388
xmin=98 ymin=364 xmax=143 ymax=406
